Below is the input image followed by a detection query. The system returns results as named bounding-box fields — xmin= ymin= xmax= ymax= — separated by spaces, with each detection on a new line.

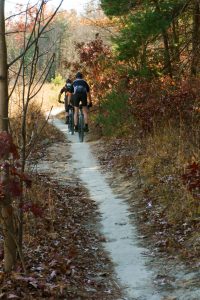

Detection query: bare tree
xmin=191 ymin=0 xmax=200 ymax=75
xmin=0 ymin=0 xmax=16 ymax=272
xmin=0 ymin=0 xmax=63 ymax=271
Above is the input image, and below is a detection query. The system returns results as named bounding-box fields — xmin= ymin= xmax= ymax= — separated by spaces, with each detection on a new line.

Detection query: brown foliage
xmin=63 ymin=35 xmax=120 ymax=103
xmin=0 ymin=176 xmax=121 ymax=299
xmin=182 ymin=162 xmax=200 ymax=200
xmin=128 ymin=77 xmax=199 ymax=132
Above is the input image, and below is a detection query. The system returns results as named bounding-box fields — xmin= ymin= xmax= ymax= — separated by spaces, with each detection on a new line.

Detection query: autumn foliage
xmin=182 ymin=162 xmax=200 ymax=200
xmin=66 ymin=29 xmax=199 ymax=260
xmin=0 ymin=132 xmax=31 ymax=199
xmin=63 ymin=35 xmax=120 ymax=102
xmin=127 ymin=77 xmax=199 ymax=132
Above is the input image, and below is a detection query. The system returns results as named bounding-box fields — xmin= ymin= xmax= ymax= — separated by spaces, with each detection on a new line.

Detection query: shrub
xmin=128 ymin=77 xmax=199 ymax=133
xmin=51 ymin=74 xmax=64 ymax=86
xmin=97 ymin=90 xmax=130 ymax=136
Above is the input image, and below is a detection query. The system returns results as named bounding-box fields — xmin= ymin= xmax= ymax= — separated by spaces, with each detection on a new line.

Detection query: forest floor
xmin=0 ymin=135 xmax=122 ymax=299
xmin=36 ymin=115 xmax=200 ymax=299
xmin=91 ymin=138 xmax=200 ymax=300
xmin=0 ymin=111 xmax=199 ymax=299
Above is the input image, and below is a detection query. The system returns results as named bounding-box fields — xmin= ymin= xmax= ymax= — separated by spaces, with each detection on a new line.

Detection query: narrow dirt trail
xmin=49 ymin=119 xmax=156 ymax=300
xmin=47 ymin=112 xmax=199 ymax=300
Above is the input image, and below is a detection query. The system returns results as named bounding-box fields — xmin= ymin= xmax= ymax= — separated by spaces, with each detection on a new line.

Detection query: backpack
xmin=66 ymin=83 xmax=73 ymax=93
xmin=74 ymin=85 xmax=87 ymax=94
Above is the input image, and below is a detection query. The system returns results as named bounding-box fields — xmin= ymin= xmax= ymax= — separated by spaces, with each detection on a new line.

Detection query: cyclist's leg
xmin=70 ymin=94 xmax=75 ymax=108
xmin=74 ymin=107 xmax=79 ymax=128
xmin=78 ymin=108 xmax=84 ymax=142
xmin=64 ymin=96 xmax=69 ymax=124
xmin=82 ymin=106 xmax=88 ymax=124
xmin=70 ymin=96 xmax=75 ymax=133
xmin=81 ymin=93 xmax=89 ymax=131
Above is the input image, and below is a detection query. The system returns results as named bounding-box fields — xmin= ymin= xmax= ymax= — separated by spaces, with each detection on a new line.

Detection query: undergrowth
xmin=136 ymin=123 xmax=199 ymax=257
xmin=95 ymin=77 xmax=200 ymax=260
xmin=9 ymin=101 xmax=64 ymax=158
xmin=96 ymin=91 xmax=130 ymax=136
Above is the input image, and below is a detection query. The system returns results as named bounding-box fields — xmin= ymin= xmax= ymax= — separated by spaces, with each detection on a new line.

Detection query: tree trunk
xmin=162 ymin=30 xmax=173 ymax=77
xmin=0 ymin=1 xmax=8 ymax=131
xmin=172 ymin=20 xmax=180 ymax=64
xmin=153 ymin=0 xmax=173 ymax=77
xmin=191 ymin=0 xmax=200 ymax=75
xmin=0 ymin=0 xmax=16 ymax=272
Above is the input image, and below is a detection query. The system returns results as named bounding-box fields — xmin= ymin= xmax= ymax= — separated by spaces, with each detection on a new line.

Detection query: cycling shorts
xmin=73 ymin=92 xmax=87 ymax=107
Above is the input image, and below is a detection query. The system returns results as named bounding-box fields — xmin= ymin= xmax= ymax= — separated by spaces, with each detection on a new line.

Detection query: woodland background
xmin=0 ymin=0 xmax=199 ymax=295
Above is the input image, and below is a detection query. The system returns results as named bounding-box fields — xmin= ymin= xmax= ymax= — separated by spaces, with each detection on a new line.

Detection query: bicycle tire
xmin=68 ymin=114 xmax=71 ymax=132
xmin=71 ymin=117 xmax=74 ymax=135
xmin=68 ymin=110 xmax=74 ymax=135
xmin=71 ymin=113 xmax=75 ymax=135
xmin=78 ymin=112 xmax=84 ymax=142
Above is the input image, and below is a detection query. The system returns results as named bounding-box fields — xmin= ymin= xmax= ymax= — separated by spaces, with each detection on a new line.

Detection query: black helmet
xmin=66 ymin=78 xmax=72 ymax=83
xmin=75 ymin=72 xmax=83 ymax=79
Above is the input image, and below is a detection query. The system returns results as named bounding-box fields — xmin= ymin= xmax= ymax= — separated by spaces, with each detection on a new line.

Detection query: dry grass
xmin=8 ymin=83 xmax=65 ymax=159
xmin=34 ymin=82 xmax=64 ymax=113
xmin=93 ymin=121 xmax=199 ymax=259
xmin=9 ymin=82 xmax=64 ymax=116
xmin=23 ymin=177 xmax=57 ymax=241
xmin=136 ymin=123 xmax=199 ymax=224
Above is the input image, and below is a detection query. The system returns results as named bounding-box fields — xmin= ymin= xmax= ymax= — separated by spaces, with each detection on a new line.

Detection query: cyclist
xmin=72 ymin=72 xmax=92 ymax=132
xmin=58 ymin=78 xmax=74 ymax=124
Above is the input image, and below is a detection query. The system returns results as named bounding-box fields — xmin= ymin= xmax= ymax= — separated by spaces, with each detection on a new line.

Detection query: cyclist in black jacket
xmin=72 ymin=72 xmax=92 ymax=132
xmin=58 ymin=79 xmax=74 ymax=124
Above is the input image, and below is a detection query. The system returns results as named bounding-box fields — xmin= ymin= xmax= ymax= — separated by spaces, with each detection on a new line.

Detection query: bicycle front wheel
xmin=78 ymin=113 xmax=84 ymax=142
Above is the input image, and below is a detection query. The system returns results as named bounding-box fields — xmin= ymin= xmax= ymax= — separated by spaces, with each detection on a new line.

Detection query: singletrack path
xmin=48 ymin=111 xmax=199 ymax=300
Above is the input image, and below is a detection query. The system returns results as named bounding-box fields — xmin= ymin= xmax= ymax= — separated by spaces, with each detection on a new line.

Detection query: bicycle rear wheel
xmin=69 ymin=111 xmax=74 ymax=135
xmin=78 ymin=113 xmax=84 ymax=142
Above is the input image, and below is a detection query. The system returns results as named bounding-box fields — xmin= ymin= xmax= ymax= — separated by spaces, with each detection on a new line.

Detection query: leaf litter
xmin=91 ymin=137 xmax=200 ymax=296
xmin=0 ymin=146 xmax=122 ymax=299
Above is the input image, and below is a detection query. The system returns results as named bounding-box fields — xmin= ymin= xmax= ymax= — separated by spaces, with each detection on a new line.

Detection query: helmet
xmin=66 ymin=78 xmax=72 ymax=83
xmin=75 ymin=72 xmax=83 ymax=79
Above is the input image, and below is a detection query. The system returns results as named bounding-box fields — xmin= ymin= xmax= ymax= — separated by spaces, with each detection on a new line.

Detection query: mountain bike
xmin=59 ymin=99 xmax=75 ymax=134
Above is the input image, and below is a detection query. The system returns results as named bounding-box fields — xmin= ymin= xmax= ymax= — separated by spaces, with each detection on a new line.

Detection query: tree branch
xmin=7 ymin=0 xmax=64 ymax=68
